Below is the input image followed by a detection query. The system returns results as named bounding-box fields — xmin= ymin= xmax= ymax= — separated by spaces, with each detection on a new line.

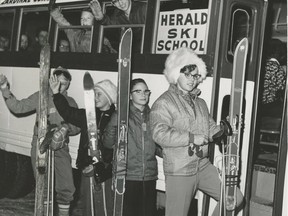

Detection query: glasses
xmin=131 ymin=89 xmax=151 ymax=96
xmin=180 ymin=64 xmax=201 ymax=80
xmin=111 ymin=0 xmax=120 ymax=6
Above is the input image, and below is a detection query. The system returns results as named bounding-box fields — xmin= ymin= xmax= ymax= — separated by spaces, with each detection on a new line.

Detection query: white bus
xmin=0 ymin=0 xmax=286 ymax=215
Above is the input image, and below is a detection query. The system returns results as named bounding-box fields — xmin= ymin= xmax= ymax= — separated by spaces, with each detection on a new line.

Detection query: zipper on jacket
xmin=141 ymin=112 xmax=145 ymax=180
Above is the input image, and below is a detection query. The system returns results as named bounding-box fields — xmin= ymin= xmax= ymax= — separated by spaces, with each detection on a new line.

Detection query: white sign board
xmin=156 ymin=9 xmax=208 ymax=54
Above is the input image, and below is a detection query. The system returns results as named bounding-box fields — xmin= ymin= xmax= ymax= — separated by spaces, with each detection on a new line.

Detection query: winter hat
xmin=53 ymin=66 xmax=72 ymax=81
xmin=163 ymin=47 xmax=207 ymax=84
xmin=94 ymin=79 xmax=117 ymax=105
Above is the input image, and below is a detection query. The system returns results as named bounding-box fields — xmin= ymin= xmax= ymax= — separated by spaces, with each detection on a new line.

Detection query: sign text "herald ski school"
xmin=156 ymin=9 xmax=208 ymax=54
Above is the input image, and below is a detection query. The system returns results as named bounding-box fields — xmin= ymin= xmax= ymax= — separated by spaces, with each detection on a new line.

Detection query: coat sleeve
xmin=150 ymin=98 xmax=190 ymax=148
xmin=53 ymin=93 xmax=87 ymax=129
xmin=2 ymin=89 xmax=38 ymax=114
xmin=102 ymin=112 xmax=117 ymax=149
xmin=65 ymin=96 xmax=81 ymax=136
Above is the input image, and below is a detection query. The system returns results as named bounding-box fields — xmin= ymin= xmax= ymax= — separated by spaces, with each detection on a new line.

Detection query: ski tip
xmin=120 ymin=28 xmax=132 ymax=44
xmin=83 ymin=72 xmax=94 ymax=90
xmin=235 ymin=38 xmax=248 ymax=52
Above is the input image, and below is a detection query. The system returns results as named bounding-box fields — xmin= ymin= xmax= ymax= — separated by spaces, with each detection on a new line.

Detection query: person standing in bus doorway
xmin=89 ymin=0 xmax=146 ymax=25
xmin=49 ymin=76 xmax=117 ymax=216
xmin=103 ymin=78 xmax=159 ymax=216
xmin=49 ymin=0 xmax=116 ymax=53
xmin=0 ymin=67 xmax=80 ymax=216
xmin=149 ymin=47 xmax=244 ymax=216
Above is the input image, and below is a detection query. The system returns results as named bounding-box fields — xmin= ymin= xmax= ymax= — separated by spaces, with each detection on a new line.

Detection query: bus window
xmin=97 ymin=1 xmax=147 ymax=54
xmin=227 ymin=6 xmax=251 ymax=60
xmin=52 ymin=7 xmax=94 ymax=53
xmin=19 ymin=8 xmax=50 ymax=52
xmin=154 ymin=0 xmax=209 ymax=54
xmin=0 ymin=10 xmax=14 ymax=52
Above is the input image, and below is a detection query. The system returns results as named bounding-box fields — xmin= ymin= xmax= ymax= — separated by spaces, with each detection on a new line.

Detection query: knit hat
xmin=94 ymin=79 xmax=117 ymax=105
xmin=163 ymin=47 xmax=207 ymax=84
xmin=53 ymin=66 xmax=72 ymax=81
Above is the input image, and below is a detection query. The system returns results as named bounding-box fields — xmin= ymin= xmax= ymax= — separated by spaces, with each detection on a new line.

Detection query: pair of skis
xmin=35 ymin=44 xmax=55 ymax=216
xmin=83 ymin=29 xmax=132 ymax=216
xmin=219 ymin=38 xmax=248 ymax=216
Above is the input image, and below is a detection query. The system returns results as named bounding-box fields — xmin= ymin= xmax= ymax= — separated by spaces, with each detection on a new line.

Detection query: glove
xmin=82 ymin=161 xmax=112 ymax=184
xmin=39 ymin=124 xmax=58 ymax=154
xmin=50 ymin=124 xmax=69 ymax=151
xmin=48 ymin=0 xmax=57 ymax=12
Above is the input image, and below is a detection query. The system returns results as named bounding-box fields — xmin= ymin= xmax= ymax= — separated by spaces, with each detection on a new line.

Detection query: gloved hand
xmin=50 ymin=123 xmax=69 ymax=151
xmin=48 ymin=0 xmax=57 ymax=12
xmin=212 ymin=118 xmax=232 ymax=149
xmin=82 ymin=161 xmax=112 ymax=184
xmin=39 ymin=124 xmax=58 ymax=154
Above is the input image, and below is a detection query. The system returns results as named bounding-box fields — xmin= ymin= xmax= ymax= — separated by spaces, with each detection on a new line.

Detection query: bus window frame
xmin=51 ymin=4 xmax=95 ymax=53
xmin=17 ymin=6 xmax=51 ymax=51
xmin=228 ymin=8 xmax=250 ymax=59
xmin=0 ymin=8 xmax=16 ymax=52
xmin=98 ymin=24 xmax=145 ymax=53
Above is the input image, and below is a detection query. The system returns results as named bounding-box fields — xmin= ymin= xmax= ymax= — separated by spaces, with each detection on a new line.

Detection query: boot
xmin=58 ymin=204 xmax=70 ymax=216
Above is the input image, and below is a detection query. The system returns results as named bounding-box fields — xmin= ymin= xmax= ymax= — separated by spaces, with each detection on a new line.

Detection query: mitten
xmin=50 ymin=124 xmax=69 ymax=151
xmin=39 ymin=124 xmax=58 ymax=154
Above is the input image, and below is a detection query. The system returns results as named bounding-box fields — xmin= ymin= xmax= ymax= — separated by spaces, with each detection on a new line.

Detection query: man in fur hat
xmin=0 ymin=67 xmax=80 ymax=216
xmin=49 ymin=76 xmax=117 ymax=216
xmin=150 ymin=47 xmax=244 ymax=216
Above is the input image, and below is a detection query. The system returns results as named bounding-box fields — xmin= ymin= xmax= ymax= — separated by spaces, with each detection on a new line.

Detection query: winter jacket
xmin=150 ymin=84 xmax=220 ymax=176
xmin=103 ymin=103 xmax=158 ymax=181
xmin=100 ymin=1 xmax=147 ymax=25
xmin=1 ymin=88 xmax=79 ymax=148
xmin=52 ymin=93 xmax=115 ymax=169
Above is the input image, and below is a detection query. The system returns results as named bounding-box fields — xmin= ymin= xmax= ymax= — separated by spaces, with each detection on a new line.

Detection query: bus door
xmin=201 ymin=0 xmax=268 ymax=216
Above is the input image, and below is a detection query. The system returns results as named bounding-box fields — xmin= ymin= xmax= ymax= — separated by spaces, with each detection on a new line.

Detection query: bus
xmin=0 ymin=0 xmax=287 ymax=215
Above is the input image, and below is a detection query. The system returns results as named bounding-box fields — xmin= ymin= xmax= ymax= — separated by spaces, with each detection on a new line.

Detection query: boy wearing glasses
xmin=150 ymin=47 xmax=244 ymax=216
xmin=0 ymin=67 xmax=80 ymax=216
xmin=89 ymin=0 xmax=146 ymax=25
xmin=103 ymin=78 xmax=158 ymax=216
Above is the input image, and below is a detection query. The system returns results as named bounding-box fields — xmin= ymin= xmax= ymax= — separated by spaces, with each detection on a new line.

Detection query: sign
xmin=0 ymin=0 xmax=80 ymax=8
xmin=156 ymin=9 xmax=208 ymax=54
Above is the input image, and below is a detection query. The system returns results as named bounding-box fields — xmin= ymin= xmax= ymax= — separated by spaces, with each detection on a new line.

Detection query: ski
xmin=222 ymin=38 xmax=249 ymax=216
xmin=113 ymin=28 xmax=133 ymax=216
xmin=83 ymin=72 xmax=107 ymax=216
xmin=34 ymin=44 xmax=51 ymax=216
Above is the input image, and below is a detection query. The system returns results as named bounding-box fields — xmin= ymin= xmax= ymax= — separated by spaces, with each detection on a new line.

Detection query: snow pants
xmin=31 ymin=143 xmax=75 ymax=205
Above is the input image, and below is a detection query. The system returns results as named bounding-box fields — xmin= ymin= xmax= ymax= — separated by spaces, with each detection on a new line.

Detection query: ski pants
xmin=165 ymin=162 xmax=244 ymax=216
xmin=123 ymin=180 xmax=157 ymax=216
xmin=31 ymin=144 xmax=75 ymax=205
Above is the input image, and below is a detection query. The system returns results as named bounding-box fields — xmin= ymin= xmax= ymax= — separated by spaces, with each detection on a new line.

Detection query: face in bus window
xmin=20 ymin=34 xmax=29 ymax=51
xmin=37 ymin=30 xmax=48 ymax=47
xmin=81 ymin=11 xmax=94 ymax=26
xmin=177 ymin=65 xmax=201 ymax=93
xmin=112 ymin=0 xmax=131 ymax=12
xmin=0 ymin=35 xmax=9 ymax=51
xmin=94 ymin=89 xmax=110 ymax=111
xmin=59 ymin=39 xmax=70 ymax=52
